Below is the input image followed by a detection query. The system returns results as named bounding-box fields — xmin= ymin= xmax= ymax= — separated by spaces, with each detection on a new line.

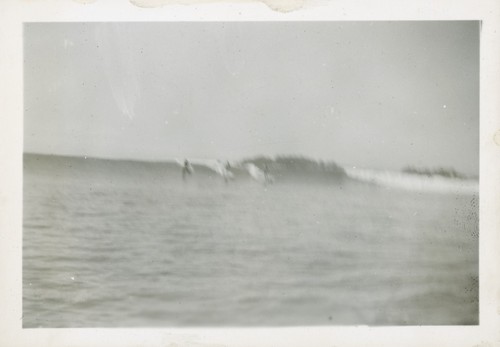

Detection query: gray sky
xmin=24 ymin=22 xmax=479 ymax=174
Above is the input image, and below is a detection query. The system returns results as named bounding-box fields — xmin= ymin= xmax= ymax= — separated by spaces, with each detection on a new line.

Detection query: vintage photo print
xmin=23 ymin=21 xmax=479 ymax=327
xmin=0 ymin=1 xmax=499 ymax=347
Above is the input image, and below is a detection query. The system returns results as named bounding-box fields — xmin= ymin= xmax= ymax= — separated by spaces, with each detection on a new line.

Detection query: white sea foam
xmin=346 ymin=167 xmax=478 ymax=194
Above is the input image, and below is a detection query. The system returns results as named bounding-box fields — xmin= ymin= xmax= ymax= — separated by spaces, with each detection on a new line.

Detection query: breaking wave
xmin=345 ymin=167 xmax=478 ymax=194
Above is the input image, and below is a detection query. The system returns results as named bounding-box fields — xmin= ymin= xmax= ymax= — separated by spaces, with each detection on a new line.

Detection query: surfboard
xmin=245 ymin=163 xmax=274 ymax=184
xmin=213 ymin=160 xmax=234 ymax=180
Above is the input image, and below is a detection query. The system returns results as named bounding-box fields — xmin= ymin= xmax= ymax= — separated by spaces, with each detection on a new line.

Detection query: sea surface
xmin=23 ymin=154 xmax=479 ymax=327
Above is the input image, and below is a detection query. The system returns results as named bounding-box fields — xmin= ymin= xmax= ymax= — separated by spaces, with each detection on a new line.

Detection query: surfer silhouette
xmin=182 ymin=159 xmax=192 ymax=180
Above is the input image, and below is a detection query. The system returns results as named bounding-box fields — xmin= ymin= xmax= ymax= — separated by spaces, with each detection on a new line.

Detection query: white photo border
xmin=0 ymin=0 xmax=498 ymax=346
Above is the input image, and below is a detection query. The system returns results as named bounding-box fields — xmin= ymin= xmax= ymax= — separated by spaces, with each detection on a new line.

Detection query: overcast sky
xmin=24 ymin=21 xmax=479 ymax=174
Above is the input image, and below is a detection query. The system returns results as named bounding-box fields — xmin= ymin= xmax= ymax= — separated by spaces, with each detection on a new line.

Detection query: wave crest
xmin=345 ymin=168 xmax=478 ymax=194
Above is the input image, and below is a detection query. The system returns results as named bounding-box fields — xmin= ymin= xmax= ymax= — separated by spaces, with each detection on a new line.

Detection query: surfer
xmin=182 ymin=159 xmax=192 ymax=180
xmin=264 ymin=164 xmax=270 ymax=182
xmin=225 ymin=161 xmax=232 ymax=183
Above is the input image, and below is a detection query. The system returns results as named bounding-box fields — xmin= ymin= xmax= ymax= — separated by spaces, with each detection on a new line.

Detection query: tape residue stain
xmin=494 ymin=129 xmax=500 ymax=146
xmin=129 ymin=0 xmax=308 ymax=12
xmin=73 ymin=0 xmax=98 ymax=4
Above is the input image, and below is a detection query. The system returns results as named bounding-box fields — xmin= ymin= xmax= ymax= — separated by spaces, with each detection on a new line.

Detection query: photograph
xmin=22 ymin=21 xmax=479 ymax=328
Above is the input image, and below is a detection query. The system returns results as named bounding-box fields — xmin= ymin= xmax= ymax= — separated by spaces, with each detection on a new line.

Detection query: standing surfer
xmin=182 ymin=159 xmax=193 ymax=180
xmin=224 ymin=161 xmax=232 ymax=183
xmin=264 ymin=164 xmax=270 ymax=183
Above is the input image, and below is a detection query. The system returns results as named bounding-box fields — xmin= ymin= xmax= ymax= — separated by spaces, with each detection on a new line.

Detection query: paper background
xmin=0 ymin=0 xmax=498 ymax=346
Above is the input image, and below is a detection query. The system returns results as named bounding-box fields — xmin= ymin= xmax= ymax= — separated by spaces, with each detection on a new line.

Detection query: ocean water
xmin=22 ymin=154 xmax=479 ymax=327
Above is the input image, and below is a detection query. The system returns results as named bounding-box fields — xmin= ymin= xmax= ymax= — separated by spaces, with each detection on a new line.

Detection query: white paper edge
xmin=0 ymin=0 xmax=498 ymax=346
